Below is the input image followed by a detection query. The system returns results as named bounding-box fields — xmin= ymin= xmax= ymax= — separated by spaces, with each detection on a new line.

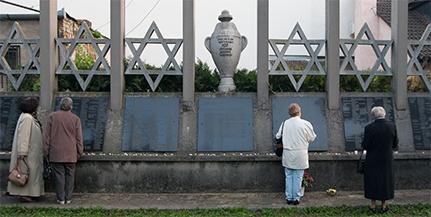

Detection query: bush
xmin=10 ymin=59 xmax=429 ymax=93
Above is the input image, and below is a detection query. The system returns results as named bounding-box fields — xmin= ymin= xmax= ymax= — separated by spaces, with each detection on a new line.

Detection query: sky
xmin=0 ymin=0 xmax=335 ymax=70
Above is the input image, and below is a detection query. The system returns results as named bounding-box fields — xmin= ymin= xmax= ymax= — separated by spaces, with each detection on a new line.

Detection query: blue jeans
xmin=285 ymin=168 xmax=304 ymax=201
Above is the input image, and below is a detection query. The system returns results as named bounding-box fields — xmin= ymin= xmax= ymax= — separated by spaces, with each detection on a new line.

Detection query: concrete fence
xmin=0 ymin=0 xmax=430 ymax=193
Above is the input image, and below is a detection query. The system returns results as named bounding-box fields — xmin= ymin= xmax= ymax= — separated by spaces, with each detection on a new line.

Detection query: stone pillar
xmin=391 ymin=0 xmax=408 ymax=110
xmin=392 ymin=0 xmax=414 ymax=152
xmin=257 ymin=0 xmax=269 ymax=110
xmin=178 ymin=0 xmax=197 ymax=153
xmin=183 ymin=0 xmax=195 ymax=107
xmin=325 ymin=0 xmax=344 ymax=153
xmin=39 ymin=0 xmax=57 ymax=110
xmin=110 ymin=0 xmax=125 ymax=110
xmin=255 ymin=0 xmax=272 ymax=153
xmin=325 ymin=0 xmax=340 ymax=110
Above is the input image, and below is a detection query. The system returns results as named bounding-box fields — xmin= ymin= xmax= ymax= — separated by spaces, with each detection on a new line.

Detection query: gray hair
xmin=371 ymin=106 xmax=386 ymax=120
xmin=60 ymin=97 xmax=73 ymax=111
xmin=288 ymin=103 xmax=301 ymax=117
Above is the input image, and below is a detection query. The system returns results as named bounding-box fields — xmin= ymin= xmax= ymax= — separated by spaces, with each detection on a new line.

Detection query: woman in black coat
xmin=362 ymin=106 xmax=398 ymax=214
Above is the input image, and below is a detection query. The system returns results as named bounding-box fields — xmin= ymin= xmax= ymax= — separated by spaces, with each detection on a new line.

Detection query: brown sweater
xmin=43 ymin=110 xmax=84 ymax=163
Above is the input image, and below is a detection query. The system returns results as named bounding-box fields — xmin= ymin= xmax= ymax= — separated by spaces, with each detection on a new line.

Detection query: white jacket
xmin=276 ymin=116 xmax=316 ymax=169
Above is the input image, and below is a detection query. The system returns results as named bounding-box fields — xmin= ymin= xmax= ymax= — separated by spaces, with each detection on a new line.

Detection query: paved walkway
xmin=1 ymin=189 xmax=430 ymax=209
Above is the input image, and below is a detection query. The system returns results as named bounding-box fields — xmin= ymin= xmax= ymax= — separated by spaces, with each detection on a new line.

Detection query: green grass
xmin=1 ymin=203 xmax=430 ymax=217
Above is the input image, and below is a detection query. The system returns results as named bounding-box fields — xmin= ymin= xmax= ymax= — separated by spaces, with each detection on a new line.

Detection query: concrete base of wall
xmin=1 ymin=153 xmax=429 ymax=193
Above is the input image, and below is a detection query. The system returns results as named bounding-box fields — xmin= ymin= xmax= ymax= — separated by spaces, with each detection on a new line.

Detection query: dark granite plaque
xmin=408 ymin=97 xmax=431 ymax=150
xmin=122 ymin=97 xmax=179 ymax=152
xmin=198 ymin=98 xmax=253 ymax=152
xmin=54 ymin=97 xmax=108 ymax=152
xmin=272 ymin=97 xmax=328 ymax=151
xmin=342 ymin=97 xmax=394 ymax=151
xmin=0 ymin=97 xmax=25 ymax=151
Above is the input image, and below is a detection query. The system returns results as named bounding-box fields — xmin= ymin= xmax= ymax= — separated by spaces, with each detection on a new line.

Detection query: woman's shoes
xmin=369 ymin=206 xmax=388 ymax=214
xmin=20 ymin=196 xmax=32 ymax=203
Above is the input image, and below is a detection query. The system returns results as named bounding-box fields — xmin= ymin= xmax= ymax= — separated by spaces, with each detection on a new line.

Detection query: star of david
xmin=0 ymin=22 xmax=40 ymax=90
xmin=407 ymin=24 xmax=431 ymax=92
xmin=339 ymin=23 xmax=393 ymax=91
xmin=269 ymin=23 xmax=325 ymax=92
xmin=125 ymin=21 xmax=183 ymax=92
xmin=55 ymin=22 xmax=111 ymax=91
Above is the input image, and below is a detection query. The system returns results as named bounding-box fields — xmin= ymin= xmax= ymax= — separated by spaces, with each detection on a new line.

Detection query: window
xmin=5 ymin=46 xmax=21 ymax=70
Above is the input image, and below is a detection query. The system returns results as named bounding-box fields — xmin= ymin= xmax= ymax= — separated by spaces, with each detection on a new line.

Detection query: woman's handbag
xmin=6 ymin=158 xmax=30 ymax=187
xmin=356 ymin=151 xmax=365 ymax=174
xmin=275 ymin=140 xmax=283 ymax=157
xmin=43 ymin=156 xmax=52 ymax=180
xmin=275 ymin=121 xmax=285 ymax=157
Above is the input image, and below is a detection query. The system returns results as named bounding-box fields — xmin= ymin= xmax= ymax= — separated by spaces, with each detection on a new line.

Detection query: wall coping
xmin=1 ymin=152 xmax=429 ymax=162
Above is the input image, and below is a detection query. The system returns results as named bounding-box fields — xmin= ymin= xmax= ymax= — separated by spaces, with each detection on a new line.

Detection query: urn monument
xmin=205 ymin=10 xmax=248 ymax=92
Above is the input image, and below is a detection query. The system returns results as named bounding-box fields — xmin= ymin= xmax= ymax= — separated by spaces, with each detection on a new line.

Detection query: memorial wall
xmin=1 ymin=95 xmax=430 ymax=152
xmin=408 ymin=97 xmax=431 ymax=150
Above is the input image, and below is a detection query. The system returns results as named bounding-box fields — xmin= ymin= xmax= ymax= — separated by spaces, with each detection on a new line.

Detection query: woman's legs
xmin=284 ymin=168 xmax=293 ymax=201
xmin=292 ymin=169 xmax=304 ymax=202
xmin=64 ymin=163 xmax=76 ymax=202
xmin=371 ymin=200 xmax=376 ymax=208
xmin=381 ymin=200 xmax=386 ymax=208
xmin=51 ymin=163 xmax=66 ymax=203
xmin=285 ymin=168 xmax=304 ymax=203
xmin=369 ymin=200 xmax=377 ymax=213
xmin=381 ymin=200 xmax=388 ymax=213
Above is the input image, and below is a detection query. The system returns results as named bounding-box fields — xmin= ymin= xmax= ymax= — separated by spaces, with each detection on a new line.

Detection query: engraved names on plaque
xmin=54 ymin=97 xmax=108 ymax=151
xmin=122 ymin=97 xmax=179 ymax=152
xmin=0 ymin=97 xmax=25 ymax=151
xmin=198 ymin=98 xmax=253 ymax=152
xmin=342 ymin=97 xmax=394 ymax=151
xmin=408 ymin=97 xmax=431 ymax=150
xmin=272 ymin=97 xmax=328 ymax=151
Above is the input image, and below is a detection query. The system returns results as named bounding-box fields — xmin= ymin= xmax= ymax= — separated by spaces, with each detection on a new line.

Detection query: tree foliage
xmin=10 ymin=57 xmax=430 ymax=93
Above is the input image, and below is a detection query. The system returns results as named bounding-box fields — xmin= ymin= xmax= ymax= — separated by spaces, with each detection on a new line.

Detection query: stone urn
xmin=205 ymin=10 xmax=247 ymax=92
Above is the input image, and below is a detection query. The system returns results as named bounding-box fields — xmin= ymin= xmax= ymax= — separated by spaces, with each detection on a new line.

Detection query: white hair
xmin=60 ymin=97 xmax=73 ymax=111
xmin=371 ymin=106 xmax=386 ymax=119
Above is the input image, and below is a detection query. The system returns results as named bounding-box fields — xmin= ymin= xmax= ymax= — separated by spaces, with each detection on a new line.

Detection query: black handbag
xmin=275 ymin=121 xmax=285 ymax=157
xmin=356 ymin=151 xmax=365 ymax=174
xmin=43 ymin=156 xmax=52 ymax=180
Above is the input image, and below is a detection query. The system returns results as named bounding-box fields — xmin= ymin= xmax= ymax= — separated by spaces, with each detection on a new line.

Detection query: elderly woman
xmin=44 ymin=97 xmax=83 ymax=205
xmin=275 ymin=103 xmax=316 ymax=205
xmin=362 ymin=106 xmax=398 ymax=214
xmin=7 ymin=97 xmax=44 ymax=202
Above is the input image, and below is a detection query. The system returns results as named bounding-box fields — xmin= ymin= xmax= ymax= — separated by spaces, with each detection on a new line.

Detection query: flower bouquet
xmin=302 ymin=171 xmax=314 ymax=187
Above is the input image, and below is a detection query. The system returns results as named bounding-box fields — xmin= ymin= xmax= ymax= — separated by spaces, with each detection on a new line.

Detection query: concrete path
xmin=0 ymin=189 xmax=430 ymax=209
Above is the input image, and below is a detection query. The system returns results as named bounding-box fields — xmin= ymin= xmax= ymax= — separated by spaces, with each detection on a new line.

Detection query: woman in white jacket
xmin=276 ymin=103 xmax=316 ymax=205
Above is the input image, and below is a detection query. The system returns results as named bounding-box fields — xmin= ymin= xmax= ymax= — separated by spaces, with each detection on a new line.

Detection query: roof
xmin=0 ymin=8 xmax=74 ymax=21
xmin=377 ymin=0 xmax=431 ymax=59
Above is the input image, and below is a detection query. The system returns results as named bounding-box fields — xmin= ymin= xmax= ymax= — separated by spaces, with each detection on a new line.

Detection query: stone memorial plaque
xmin=342 ymin=97 xmax=394 ymax=151
xmin=122 ymin=97 xmax=179 ymax=152
xmin=408 ymin=97 xmax=431 ymax=150
xmin=272 ymin=97 xmax=328 ymax=151
xmin=198 ymin=98 xmax=253 ymax=152
xmin=54 ymin=97 xmax=108 ymax=152
xmin=0 ymin=97 xmax=25 ymax=151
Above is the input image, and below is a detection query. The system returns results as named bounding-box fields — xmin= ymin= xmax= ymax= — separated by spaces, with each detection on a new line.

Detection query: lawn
xmin=1 ymin=203 xmax=430 ymax=217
